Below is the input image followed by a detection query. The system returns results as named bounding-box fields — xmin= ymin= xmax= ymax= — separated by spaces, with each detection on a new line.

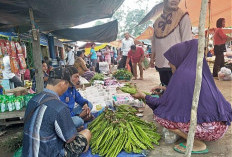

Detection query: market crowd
xmin=19 ymin=0 xmax=232 ymax=156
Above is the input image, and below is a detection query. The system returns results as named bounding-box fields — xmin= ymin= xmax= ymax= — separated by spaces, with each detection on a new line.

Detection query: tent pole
xmin=205 ymin=0 xmax=211 ymax=56
xmin=29 ymin=8 xmax=44 ymax=93
xmin=185 ymin=0 xmax=208 ymax=157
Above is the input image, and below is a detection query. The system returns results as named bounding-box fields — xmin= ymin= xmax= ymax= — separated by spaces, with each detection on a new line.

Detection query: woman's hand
xmin=131 ymin=91 xmax=146 ymax=100
xmin=151 ymin=86 xmax=166 ymax=95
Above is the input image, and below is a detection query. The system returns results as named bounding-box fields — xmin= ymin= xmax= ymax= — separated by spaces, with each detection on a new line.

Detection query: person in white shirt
xmin=3 ymin=54 xmax=22 ymax=87
xmin=66 ymin=46 xmax=75 ymax=65
xmin=118 ymin=32 xmax=134 ymax=70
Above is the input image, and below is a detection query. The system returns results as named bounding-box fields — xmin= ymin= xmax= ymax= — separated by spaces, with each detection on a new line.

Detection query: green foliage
xmin=113 ymin=69 xmax=132 ymax=80
xmin=112 ymin=0 xmax=153 ymax=38
xmin=90 ymin=73 xmax=104 ymax=84
xmin=0 ymin=132 xmax=23 ymax=152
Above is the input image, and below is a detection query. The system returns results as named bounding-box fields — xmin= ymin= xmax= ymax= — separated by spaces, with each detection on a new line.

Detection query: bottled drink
xmin=8 ymin=100 xmax=14 ymax=112
xmin=15 ymin=98 xmax=21 ymax=110
xmin=0 ymin=99 xmax=6 ymax=112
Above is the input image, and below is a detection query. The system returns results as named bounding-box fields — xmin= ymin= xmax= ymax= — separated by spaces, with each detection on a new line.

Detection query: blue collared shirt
xmin=43 ymin=88 xmax=59 ymax=99
xmin=60 ymin=87 xmax=88 ymax=117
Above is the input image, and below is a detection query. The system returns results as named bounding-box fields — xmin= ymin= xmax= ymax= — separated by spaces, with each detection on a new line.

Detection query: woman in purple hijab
xmin=133 ymin=39 xmax=232 ymax=154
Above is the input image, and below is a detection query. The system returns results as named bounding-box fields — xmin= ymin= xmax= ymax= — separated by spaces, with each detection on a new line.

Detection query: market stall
xmin=75 ymin=72 xmax=161 ymax=157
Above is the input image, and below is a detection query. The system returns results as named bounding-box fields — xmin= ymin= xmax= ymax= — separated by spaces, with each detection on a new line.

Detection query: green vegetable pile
xmin=90 ymin=73 xmax=104 ymax=83
xmin=88 ymin=105 xmax=161 ymax=157
xmin=120 ymin=83 xmax=137 ymax=94
xmin=113 ymin=69 xmax=133 ymax=80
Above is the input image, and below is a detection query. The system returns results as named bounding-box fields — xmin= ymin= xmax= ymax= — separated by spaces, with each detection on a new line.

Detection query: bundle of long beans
xmin=88 ymin=105 xmax=161 ymax=157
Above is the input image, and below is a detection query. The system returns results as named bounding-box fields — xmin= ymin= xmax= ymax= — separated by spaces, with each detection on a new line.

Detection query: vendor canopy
xmin=139 ymin=0 xmax=232 ymax=28
xmin=136 ymin=26 xmax=154 ymax=40
xmin=0 ymin=0 xmax=124 ymax=32
xmin=179 ymin=0 xmax=232 ymax=27
xmin=51 ymin=20 xmax=118 ymax=43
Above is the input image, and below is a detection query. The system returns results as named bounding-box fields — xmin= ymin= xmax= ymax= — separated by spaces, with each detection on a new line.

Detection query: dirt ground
xmin=132 ymin=68 xmax=232 ymax=157
xmin=0 ymin=67 xmax=231 ymax=157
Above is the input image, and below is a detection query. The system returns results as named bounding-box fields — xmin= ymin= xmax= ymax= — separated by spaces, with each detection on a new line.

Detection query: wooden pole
xmin=29 ymin=8 xmax=44 ymax=93
xmin=185 ymin=0 xmax=208 ymax=157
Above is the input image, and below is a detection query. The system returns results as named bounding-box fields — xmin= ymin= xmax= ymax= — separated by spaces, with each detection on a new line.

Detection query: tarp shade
xmin=136 ymin=26 xmax=154 ymax=40
xmin=138 ymin=2 xmax=164 ymax=25
xmin=110 ymin=40 xmax=122 ymax=48
xmin=52 ymin=20 xmax=118 ymax=43
xmin=179 ymin=0 xmax=232 ymax=27
xmin=0 ymin=0 xmax=124 ymax=32
xmin=0 ymin=32 xmax=49 ymax=46
xmin=139 ymin=0 xmax=232 ymax=28
xmin=85 ymin=43 xmax=108 ymax=55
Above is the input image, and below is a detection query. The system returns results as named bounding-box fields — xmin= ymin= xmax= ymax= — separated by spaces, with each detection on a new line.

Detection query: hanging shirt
xmin=3 ymin=55 xmax=15 ymax=79
xmin=121 ymin=38 xmax=134 ymax=56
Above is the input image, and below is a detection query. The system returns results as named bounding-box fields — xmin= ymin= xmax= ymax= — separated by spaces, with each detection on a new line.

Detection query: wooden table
xmin=0 ymin=109 xmax=25 ymax=127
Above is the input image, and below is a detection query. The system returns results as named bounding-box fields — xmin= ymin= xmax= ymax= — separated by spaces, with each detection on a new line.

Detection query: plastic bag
xmin=18 ymin=54 xmax=27 ymax=70
xmin=143 ymin=57 xmax=150 ymax=69
xmin=10 ymin=41 xmax=17 ymax=57
xmin=3 ymin=40 xmax=11 ymax=55
xmin=13 ymin=147 xmax=22 ymax=157
xmin=15 ymin=42 xmax=23 ymax=54
xmin=21 ymin=43 xmax=27 ymax=58
xmin=10 ymin=57 xmax=20 ymax=74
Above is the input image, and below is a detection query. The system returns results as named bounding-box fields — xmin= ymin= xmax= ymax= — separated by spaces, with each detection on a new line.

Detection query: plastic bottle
xmin=15 ymin=98 xmax=21 ymax=110
xmin=163 ymin=128 xmax=180 ymax=144
xmin=8 ymin=100 xmax=13 ymax=112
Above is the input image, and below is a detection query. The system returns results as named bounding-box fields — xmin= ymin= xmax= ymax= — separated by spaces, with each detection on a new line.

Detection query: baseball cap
xmin=49 ymin=67 xmax=77 ymax=86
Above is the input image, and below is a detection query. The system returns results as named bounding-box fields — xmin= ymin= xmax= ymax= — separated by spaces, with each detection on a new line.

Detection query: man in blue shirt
xmin=22 ymin=67 xmax=91 ymax=157
xmin=60 ymin=66 xmax=93 ymax=129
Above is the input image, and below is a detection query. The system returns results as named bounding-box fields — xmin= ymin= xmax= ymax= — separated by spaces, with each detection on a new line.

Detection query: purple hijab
xmin=146 ymin=39 xmax=232 ymax=125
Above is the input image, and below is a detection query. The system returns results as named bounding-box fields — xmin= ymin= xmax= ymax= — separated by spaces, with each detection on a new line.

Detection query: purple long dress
xmin=145 ymin=39 xmax=232 ymax=141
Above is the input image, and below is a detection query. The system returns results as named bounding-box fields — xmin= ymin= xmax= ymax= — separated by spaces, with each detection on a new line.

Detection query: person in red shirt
xmin=126 ymin=45 xmax=144 ymax=80
xmin=213 ymin=18 xmax=232 ymax=77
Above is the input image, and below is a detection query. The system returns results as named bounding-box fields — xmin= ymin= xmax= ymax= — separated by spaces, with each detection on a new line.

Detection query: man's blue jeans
xmin=71 ymin=102 xmax=93 ymax=128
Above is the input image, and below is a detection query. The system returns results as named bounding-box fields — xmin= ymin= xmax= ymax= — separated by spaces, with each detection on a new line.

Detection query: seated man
xmin=60 ymin=66 xmax=93 ymax=129
xmin=22 ymin=67 xmax=91 ymax=157
xmin=32 ymin=61 xmax=49 ymax=92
